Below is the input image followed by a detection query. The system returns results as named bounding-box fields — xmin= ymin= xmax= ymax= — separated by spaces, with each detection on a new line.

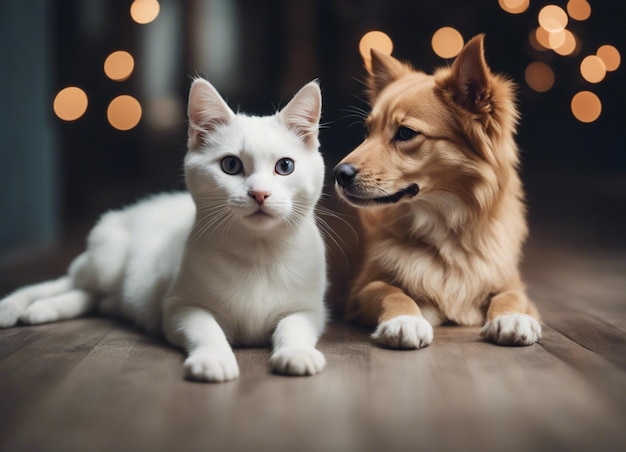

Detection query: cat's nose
xmin=249 ymin=190 xmax=271 ymax=205
xmin=333 ymin=163 xmax=358 ymax=188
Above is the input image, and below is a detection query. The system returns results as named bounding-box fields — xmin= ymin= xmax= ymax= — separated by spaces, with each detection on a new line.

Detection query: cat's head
xmin=185 ymin=77 xmax=324 ymax=234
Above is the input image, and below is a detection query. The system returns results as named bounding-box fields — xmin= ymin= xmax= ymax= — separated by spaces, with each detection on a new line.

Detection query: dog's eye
xmin=363 ymin=124 xmax=370 ymax=138
xmin=394 ymin=126 xmax=419 ymax=142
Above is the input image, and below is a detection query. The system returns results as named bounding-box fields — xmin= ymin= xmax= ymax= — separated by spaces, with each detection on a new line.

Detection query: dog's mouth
xmin=338 ymin=183 xmax=420 ymax=206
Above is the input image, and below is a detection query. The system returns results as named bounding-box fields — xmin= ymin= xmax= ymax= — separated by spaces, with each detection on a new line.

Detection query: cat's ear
xmin=187 ymin=78 xmax=234 ymax=150
xmin=278 ymin=81 xmax=322 ymax=150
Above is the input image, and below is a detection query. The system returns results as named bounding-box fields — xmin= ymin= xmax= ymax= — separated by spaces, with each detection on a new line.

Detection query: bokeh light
xmin=571 ymin=91 xmax=601 ymax=123
xmin=597 ymin=45 xmax=621 ymax=72
xmin=498 ymin=0 xmax=530 ymax=14
xmin=538 ymin=5 xmax=568 ymax=32
xmin=547 ymin=29 xmax=566 ymax=50
xmin=431 ymin=27 xmax=464 ymax=59
xmin=580 ymin=55 xmax=606 ymax=83
xmin=553 ymin=29 xmax=577 ymax=56
xmin=529 ymin=29 xmax=545 ymax=52
xmin=53 ymin=87 xmax=88 ymax=121
xmin=534 ymin=27 xmax=552 ymax=50
xmin=359 ymin=31 xmax=394 ymax=72
xmin=567 ymin=0 xmax=591 ymax=21
xmin=104 ymin=51 xmax=135 ymax=82
xmin=534 ymin=26 xmax=577 ymax=53
xmin=107 ymin=95 xmax=142 ymax=131
xmin=525 ymin=61 xmax=555 ymax=92
xmin=130 ymin=0 xmax=160 ymax=25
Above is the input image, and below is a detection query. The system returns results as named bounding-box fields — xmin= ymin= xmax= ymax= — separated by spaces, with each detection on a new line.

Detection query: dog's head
xmin=334 ymin=35 xmax=520 ymax=222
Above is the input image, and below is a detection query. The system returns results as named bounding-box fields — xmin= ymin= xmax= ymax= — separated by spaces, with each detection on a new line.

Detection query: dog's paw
xmin=184 ymin=348 xmax=240 ymax=383
xmin=481 ymin=313 xmax=541 ymax=346
xmin=372 ymin=315 xmax=433 ymax=349
xmin=270 ymin=347 xmax=326 ymax=376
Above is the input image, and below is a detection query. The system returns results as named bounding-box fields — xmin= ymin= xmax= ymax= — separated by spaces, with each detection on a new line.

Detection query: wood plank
xmin=0 ymin=318 xmax=114 ymax=440
xmin=536 ymin=301 xmax=626 ymax=370
xmin=539 ymin=326 xmax=626 ymax=405
xmin=0 ymin=319 xmax=625 ymax=452
xmin=524 ymin=244 xmax=626 ymax=333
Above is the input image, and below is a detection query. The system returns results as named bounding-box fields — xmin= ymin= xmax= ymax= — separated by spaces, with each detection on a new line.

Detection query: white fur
xmin=0 ymin=78 xmax=328 ymax=382
xmin=372 ymin=315 xmax=434 ymax=349
xmin=481 ymin=313 xmax=542 ymax=346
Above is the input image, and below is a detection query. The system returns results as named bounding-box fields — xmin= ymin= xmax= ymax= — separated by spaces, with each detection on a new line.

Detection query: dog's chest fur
xmin=361 ymin=204 xmax=523 ymax=326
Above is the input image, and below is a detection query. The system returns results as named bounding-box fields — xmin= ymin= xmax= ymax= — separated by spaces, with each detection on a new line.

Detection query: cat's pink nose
xmin=248 ymin=190 xmax=271 ymax=205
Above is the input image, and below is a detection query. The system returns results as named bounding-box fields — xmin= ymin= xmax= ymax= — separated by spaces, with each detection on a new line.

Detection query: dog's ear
xmin=368 ymin=49 xmax=413 ymax=102
xmin=439 ymin=34 xmax=492 ymax=115
xmin=436 ymin=34 xmax=519 ymax=166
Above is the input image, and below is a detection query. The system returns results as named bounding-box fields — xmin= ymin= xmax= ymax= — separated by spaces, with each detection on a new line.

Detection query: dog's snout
xmin=334 ymin=163 xmax=358 ymax=188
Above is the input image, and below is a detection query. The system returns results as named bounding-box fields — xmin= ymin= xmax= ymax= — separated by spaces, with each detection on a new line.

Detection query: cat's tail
xmin=0 ymin=254 xmax=96 ymax=328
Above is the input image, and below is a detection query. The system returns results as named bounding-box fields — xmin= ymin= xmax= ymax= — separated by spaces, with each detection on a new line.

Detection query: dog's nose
xmin=334 ymin=163 xmax=358 ymax=188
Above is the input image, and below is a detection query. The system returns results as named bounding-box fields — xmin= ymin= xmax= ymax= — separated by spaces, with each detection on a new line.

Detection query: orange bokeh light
xmin=529 ymin=29 xmax=545 ymax=52
xmin=498 ymin=0 xmax=530 ymax=15
xmin=567 ymin=0 xmax=591 ymax=21
xmin=431 ymin=27 xmax=464 ymax=59
xmin=534 ymin=27 xmax=552 ymax=50
xmin=104 ymin=51 xmax=135 ymax=82
xmin=580 ymin=55 xmax=606 ymax=83
xmin=553 ymin=29 xmax=577 ymax=56
xmin=525 ymin=61 xmax=555 ymax=92
xmin=538 ymin=5 xmax=568 ymax=33
xmin=107 ymin=95 xmax=142 ymax=131
xmin=547 ymin=29 xmax=566 ymax=50
xmin=571 ymin=91 xmax=601 ymax=123
xmin=130 ymin=0 xmax=160 ymax=25
xmin=359 ymin=31 xmax=394 ymax=72
xmin=53 ymin=87 xmax=88 ymax=121
xmin=597 ymin=45 xmax=621 ymax=72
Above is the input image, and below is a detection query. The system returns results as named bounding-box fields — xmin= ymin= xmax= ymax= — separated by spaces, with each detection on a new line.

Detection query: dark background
xmin=1 ymin=0 xmax=624 ymax=258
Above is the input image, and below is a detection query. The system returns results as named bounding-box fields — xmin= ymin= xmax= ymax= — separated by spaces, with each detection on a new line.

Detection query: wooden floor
xmin=0 ymin=172 xmax=625 ymax=452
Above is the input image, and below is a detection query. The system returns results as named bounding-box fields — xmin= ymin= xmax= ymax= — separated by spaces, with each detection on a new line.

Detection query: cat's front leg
xmin=270 ymin=311 xmax=325 ymax=377
xmin=163 ymin=305 xmax=239 ymax=382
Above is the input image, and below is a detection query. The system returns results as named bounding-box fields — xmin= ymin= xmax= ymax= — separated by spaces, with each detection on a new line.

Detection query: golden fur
xmin=334 ymin=35 xmax=541 ymax=348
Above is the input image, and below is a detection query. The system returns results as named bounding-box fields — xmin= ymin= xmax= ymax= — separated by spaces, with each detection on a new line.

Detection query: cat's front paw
xmin=481 ymin=313 xmax=541 ymax=346
xmin=0 ymin=297 xmax=22 ymax=328
xmin=270 ymin=347 xmax=326 ymax=376
xmin=372 ymin=315 xmax=433 ymax=349
xmin=184 ymin=349 xmax=240 ymax=383
xmin=20 ymin=302 xmax=58 ymax=325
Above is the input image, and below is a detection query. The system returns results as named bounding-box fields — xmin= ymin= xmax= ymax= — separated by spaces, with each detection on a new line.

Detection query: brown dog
xmin=334 ymin=35 xmax=541 ymax=348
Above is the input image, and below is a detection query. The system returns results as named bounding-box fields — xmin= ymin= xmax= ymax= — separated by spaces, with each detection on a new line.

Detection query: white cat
xmin=0 ymin=78 xmax=328 ymax=382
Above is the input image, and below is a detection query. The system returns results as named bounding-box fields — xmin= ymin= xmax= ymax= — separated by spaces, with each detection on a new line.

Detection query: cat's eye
xmin=394 ymin=126 xmax=419 ymax=142
xmin=275 ymin=158 xmax=295 ymax=176
xmin=221 ymin=156 xmax=243 ymax=175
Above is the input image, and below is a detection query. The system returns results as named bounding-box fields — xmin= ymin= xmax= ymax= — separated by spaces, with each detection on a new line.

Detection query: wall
xmin=0 ymin=0 xmax=58 ymax=258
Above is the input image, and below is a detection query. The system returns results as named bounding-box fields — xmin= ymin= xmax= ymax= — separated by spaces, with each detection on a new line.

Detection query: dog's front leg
xmin=481 ymin=289 xmax=541 ymax=346
xmin=347 ymin=280 xmax=433 ymax=349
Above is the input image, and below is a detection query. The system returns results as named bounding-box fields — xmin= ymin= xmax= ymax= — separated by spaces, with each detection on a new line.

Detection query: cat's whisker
xmin=339 ymin=106 xmax=368 ymax=120
xmin=315 ymin=205 xmax=358 ymax=241
xmin=317 ymin=216 xmax=351 ymax=263
xmin=218 ymin=212 xmax=236 ymax=243
xmin=190 ymin=207 xmax=232 ymax=243
xmin=317 ymin=218 xmax=347 ymax=260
